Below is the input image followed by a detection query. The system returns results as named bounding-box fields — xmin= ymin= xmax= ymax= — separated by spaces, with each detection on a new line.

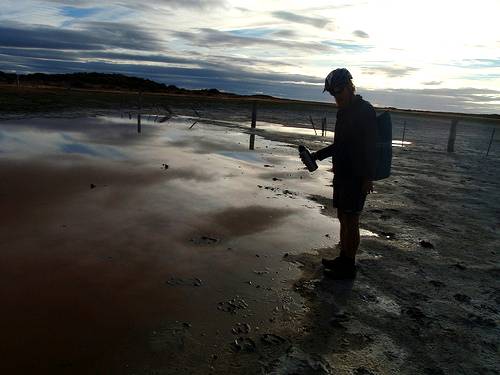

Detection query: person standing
xmin=310 ymin=68 xmax=377 ymax=279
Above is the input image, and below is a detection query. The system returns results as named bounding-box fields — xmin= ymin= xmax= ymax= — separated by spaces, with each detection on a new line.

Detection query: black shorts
xmin=332 ymin=177 xmax=367 ymax=214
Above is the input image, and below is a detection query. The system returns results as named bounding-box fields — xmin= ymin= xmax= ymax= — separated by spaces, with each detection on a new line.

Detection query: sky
xmin=0 ymin=0 xmax=499 ymax=114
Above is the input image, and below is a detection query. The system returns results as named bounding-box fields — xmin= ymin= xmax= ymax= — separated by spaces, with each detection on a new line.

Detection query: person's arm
xmin=313 ymin=112 xmax=340 ymax=161
xmin=313 ymin=143 xmax=335 ymax=161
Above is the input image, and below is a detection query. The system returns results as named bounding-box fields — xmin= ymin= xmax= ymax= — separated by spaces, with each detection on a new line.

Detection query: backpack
xmin=373 ymin=111 xmax=392 ymax=180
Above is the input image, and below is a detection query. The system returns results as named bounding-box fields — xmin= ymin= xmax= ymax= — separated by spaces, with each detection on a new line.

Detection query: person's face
xmin=332 ymin=85 xmax=352 ymax=109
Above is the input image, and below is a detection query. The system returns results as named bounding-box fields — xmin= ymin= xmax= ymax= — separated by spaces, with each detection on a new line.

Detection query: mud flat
xmin=0 ymin=113 xmax=499 ymax=374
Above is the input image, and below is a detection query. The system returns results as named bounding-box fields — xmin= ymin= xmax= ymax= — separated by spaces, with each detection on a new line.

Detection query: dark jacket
xmin=315 ymin=95 xmax=377 ymax=180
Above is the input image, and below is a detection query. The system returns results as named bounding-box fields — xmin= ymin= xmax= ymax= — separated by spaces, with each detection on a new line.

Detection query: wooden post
xmin=249 ymin=134 xmax=255 ymax=150
xmin=137 ymin=91 xmax=142 ymax=133
xmin=16 ymin=74 xmax=20 ymax=89
xmin=249 ymin=102 xmax=257 ymax=150
xmin=308 ymin=115 xmax=318 ymax=136
xmin=401 ymin=120 xmax=406 ymax=147
xmin=486 ymin=128 xmax=495 ymax=157
xmin=251 ymin=102 xmax=257 ymax=129
xmin=447 ymin=119 xmax=458 ymax=152
xmin=321 ymin=117 xmax=327 ymax=137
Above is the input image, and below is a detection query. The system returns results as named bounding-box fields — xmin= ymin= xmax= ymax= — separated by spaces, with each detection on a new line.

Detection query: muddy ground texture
xmin=222 ymin=114 xmax=500 ymax=374
xmin=280 ymin=148 xmax=500 ymax=375
xmin=1 ymin=96 xmax=499 ymax=374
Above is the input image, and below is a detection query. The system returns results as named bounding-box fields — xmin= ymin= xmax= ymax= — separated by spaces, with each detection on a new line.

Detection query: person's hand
xmin=300 ymin=151 xmax=317 ymax=166
xmin=362 ymin=180 xmax=373 ymax=194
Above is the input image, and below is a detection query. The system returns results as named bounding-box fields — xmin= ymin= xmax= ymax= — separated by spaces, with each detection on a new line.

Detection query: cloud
xmin=172 ymin=28 xmax=333 ymax=52
xmin=362 ymin=87 xmax=500 ymax=114
xmin=458 ymin=59 xmax=500 ymax=68
xmin=0 ymin=46 xmax=297 ymax=74
xmin=323 ymin=40 xmax=370 ymax=52
xmin=362 ymin=65 xmax=418 ymax=78
xmin=272 ymin=11 xmax=330 ymax=28
xmin=353 ymin=30 xmax=369 ymax=38
xmin=225 ymin=28 xmax=298 ymax=40
xmin=0 ymin=49 xmax=322 ymax=89
xmin=271 ymin=29 xmax=298 ymax=38
xmin=44 ymin=0 xmax=226 ymax=10
xmin=0 ymin=21 xmax=162 ymax=51
xmin=422 ymin=81 xmax=442 ymax=86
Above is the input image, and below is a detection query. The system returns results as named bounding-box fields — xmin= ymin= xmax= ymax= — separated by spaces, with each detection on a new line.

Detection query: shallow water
xmin=1 ymin=115 xmax=347 ymax=373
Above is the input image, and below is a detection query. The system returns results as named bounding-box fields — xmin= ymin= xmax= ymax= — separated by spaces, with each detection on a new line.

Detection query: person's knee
xmin=343 ymin=212 xmax=360 ymax=227
xmin=336 ymin=209 xmax=343 ymax=221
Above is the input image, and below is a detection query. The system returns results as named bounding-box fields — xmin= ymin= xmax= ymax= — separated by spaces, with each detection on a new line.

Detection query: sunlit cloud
xmin=271 ymin=11 xmax=330 ymax=28
xmin=422 ymin=81 xmax=443 ymax=86
xmin=353 ymin=30 xmax=369 ymax=38
xmin=172 ymin=28 xmax=334 ymax=52
xmin=362 ymin=66 xmax=419 ymax=78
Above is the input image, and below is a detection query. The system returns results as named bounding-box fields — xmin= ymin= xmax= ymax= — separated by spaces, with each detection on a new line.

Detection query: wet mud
xmin=1 ymin=114 xmax=499 ymax=374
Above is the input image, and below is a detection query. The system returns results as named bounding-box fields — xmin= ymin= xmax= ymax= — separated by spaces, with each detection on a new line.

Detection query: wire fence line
xmin=124 ymin=95 xmax=499 ymax=160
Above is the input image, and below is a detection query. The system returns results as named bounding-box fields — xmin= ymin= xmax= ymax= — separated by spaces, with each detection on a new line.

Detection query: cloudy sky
xmin=1 ymin=0 xmax=499 ymax=114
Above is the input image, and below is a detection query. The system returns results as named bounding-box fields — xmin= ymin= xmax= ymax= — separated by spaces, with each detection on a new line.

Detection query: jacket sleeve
xmin=315 ymin=143 xmax=335 ymax=161
xmin=358 ymin=105 xmax=377 ymax=179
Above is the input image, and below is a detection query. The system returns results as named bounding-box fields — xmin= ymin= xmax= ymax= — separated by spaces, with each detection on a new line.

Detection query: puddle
xmin=360 ymin=228 xmax=379 ymax=237
xmin=258 ymin=122 xmax=324 ymax=136
xmin=392 ymin=140 xmax=413 ymax=147
xmin=0 ymin=115 xmax=339 ymax=373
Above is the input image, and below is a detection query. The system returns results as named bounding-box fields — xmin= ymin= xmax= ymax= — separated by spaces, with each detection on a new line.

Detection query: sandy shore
xmin=0 ymin=112 xmax=498 ymax=374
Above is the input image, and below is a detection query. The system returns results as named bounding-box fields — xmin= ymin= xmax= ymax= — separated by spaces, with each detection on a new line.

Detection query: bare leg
xmin=323 ymin=209 xmax=358 ymax=278
xmin=337 ymin=209 xmax=345 ymax=253
xmin=342 ymin=213 xmax=360 ymax=261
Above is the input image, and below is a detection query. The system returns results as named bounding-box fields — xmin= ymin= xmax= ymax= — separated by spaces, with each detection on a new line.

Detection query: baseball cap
xmin=323 ymin=68 xmax=352 ymax=95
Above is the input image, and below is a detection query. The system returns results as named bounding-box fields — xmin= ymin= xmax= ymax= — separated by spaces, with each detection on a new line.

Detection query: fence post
xmin=16 ymin=74 xmax=20 ymax=89
xmin=401 ymin=120 xmax=406 ymax=147
xmin=249 ymin=102 xmax=257 ymax=150
xmin=251 ymin=102 xmax=257 ymax=129
xmin=249 ymin=134 xmax=255 ymax=150
xmin=137 ymin=91 xmax=142 ymax=133
xmin=308 ymin=115 xmax=318 ymax=136
xmin=447 ymin=119 xmax=458 ymax=152
xmin=486 ymin=128 xmax=495 ymax=157
xmin=321 ymin=117 xmax=327 ymax=137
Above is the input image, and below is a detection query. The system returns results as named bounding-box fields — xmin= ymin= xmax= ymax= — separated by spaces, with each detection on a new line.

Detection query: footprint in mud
xmin=329 ymin=311 xmax=351 ymax=328
xmin=429 ymin=280 xmax=445 ymax=288
xmin=466 ymin=313 xmax=496 ymax=328
xmin=261 ymin=346 xmax=333 ymax=375
xmin=217 ymin=295 xmax=249 ymax=314
xmin=166 ymin=277 xmax=203 ymax=287
xmin=260 ymin=333 xmax=287 ymax=346
xmin=148 ymin=321 xmax=194 ymax=353
xmin=424 ymin=367 xmax=445 ymax=375
xmin=354 ymin=367 xmax=376 ymax=375
xmin=404 ymin=306 xmax=427 ymax=324
xmin=409 ymin=292 xmax=430 ymax=302
xmin=450 ymin=263 xmax=467 ymax=270
xmin=419 ymin=240 xmax=434 ymax=249
xmin=231 ymin=323 xmax=251 ymax=335
xmin=453 ymin=293 xmax=471 ymax=304
xmin=190 ymin=236 xmax=220 ymax=245
xmin=231 ymin=337 xmax=256 ymax=352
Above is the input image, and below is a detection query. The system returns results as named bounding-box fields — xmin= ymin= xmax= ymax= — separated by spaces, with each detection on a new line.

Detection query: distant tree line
xmin=0 ymin=71 xmax=235 ymax=97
